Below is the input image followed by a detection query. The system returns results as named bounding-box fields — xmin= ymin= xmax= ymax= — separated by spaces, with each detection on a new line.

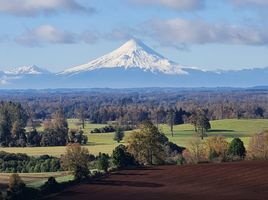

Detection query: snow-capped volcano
xmin=2 ymin=39 xmax=268 ymax=89
xmin=4 ymin=65 xmax=50 ymax=75
xmin=61 ymin=39 xmax=187 ymax=75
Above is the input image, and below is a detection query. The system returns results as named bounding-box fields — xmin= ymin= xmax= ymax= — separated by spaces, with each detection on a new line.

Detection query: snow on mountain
xmin=1 ymin=39 xmax=268 ymax=89
xmin=4 ymin=65 xmax=50 ymax=75
xmin=61 ymin=39 xmax=187 ymax=75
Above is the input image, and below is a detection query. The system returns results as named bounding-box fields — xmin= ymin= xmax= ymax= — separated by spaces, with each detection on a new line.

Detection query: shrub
xmin=113 ymin=128 xmax=125 ymax=143
xmin=0 ymin=151 xmax=61 ymax=173
xmin=209 ymin=149 xmax=219 ymax=161
xmin=163 ymin=141 xmax=185 ymax=164
xmin=247 ymin=130 xmax=268 ymax=160
xmin=7 ymin=173 xmax=26 ymax=200
xmin=112 ymin=145 xmax=136 ymax=168
xmin=68 ymin=129 xmax=88 ymax=144
xmin=41 ymin=177 xmax=60 ymax=194
xmin=97 ymin=153 xmax=110 ymax=172
xmin=176 ymin=154 xmax=186 ymax=165
xmin=228 ymin=138 xmax=246 ymax=159
xmin=91 ymin=125 xmax=115 ymax=133
xmin=165 ymin=142 xmax=185 ymax=154
xmin=185 ymin=136 xmax=206 ymax=164
xmin=182 ymin=149 xmax=195 ymax=164
xmin=205 ymin=136 xmax=229 ymax=162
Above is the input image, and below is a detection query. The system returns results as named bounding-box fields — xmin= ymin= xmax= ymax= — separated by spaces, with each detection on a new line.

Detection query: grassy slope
xmin=160 ymin=119 xmax=268 ymax=147
xmin=1 ymin=119 xmax=268 ymax=157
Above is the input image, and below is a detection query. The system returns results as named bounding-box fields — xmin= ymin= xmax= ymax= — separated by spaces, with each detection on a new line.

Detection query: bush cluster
xmin=182 ymin=136 xmax=247 ymax=164
xmin=90 ymin=125 xmax=116 ymax=133
xmin=91 ymin=125 xmax=133 ymax=134
xmin=0 ymin=151 xmax=61 ymax=173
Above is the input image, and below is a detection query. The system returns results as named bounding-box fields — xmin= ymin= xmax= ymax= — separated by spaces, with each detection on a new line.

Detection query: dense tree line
xmin=90 ymin=125 xmax=133 ymax=134
xmin=0 ymin=89 xmax=268 ymax=146
xmin=0 ymin=102 xmax=87 ymax=147
xmin=0 ymin=102 xmax=28 ymax=147
xmin=0 ymin=151 xmax=60 ymax=173
xmin=0 ymin=89 xmax=267 ymax=126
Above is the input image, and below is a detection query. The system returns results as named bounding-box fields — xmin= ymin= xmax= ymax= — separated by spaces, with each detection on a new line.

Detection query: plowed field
xmin=48 ymin=161 xmax=268 ymax=200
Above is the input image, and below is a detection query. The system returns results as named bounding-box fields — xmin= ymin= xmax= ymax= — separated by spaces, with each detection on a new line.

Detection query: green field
xmin=1 ymin=119 xmax=268 ymax=157
xmin=159 ymin=119 xmax=268 ymax=147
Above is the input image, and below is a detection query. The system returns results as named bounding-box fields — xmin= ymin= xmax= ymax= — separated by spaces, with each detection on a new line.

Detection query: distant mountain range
xmin=1 ymin=39 xmax=268 ymax=89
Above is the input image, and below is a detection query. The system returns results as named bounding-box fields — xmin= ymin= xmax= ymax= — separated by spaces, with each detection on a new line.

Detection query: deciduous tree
xmin=113 ymin=127 xmax=125 ymax=143
xmin=127 ymin=121 xmax=166 ymax=165
xmin=61 ymin=143 xmax=90 ymax=180
xmin=247 ymin=130 xmax=268 ymax=160
xmin=97 ymin=153 xmax=110 ymax=172
xmin=167 ymin=109 xmax=175 ymax=137
xmin=112 ymin=144 xmax=135 ymax=168
xmin=205 ymin=136 xmax=229 ymax=162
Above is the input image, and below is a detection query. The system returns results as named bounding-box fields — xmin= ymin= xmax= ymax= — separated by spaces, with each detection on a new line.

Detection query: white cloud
xmin=15 ymin=25 xmax=77 ymax=46
xmin=0 ymin=0 xmax=93 ymax=16
xmin=131 ymin=0 xmax=204 ymax=10
xmin=146 ymin=18 xmax=268 ymax=46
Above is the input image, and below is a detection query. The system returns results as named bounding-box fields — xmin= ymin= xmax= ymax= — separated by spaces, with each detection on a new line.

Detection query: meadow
xmin=1 ymin=119 xmax=268 ymax=157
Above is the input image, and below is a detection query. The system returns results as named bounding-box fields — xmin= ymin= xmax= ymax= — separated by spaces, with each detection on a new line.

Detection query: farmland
xmin=0 ymin=119 xmax=267 ymax=157
xmin=46 ymin=160 xmax=268 ymax=200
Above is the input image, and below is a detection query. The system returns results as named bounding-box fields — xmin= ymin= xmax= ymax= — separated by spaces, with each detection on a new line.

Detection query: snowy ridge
xmin=4 ymin=65 xmax=50 ymax=75
xmin=61 ymin=39 xmax=187 ymax=75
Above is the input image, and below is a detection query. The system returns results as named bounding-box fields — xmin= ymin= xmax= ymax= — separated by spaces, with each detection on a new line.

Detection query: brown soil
xmin=0 ymin=183 xmax=7 ymax=190
xmin=48 ymin=161 xmax=268 ymax=200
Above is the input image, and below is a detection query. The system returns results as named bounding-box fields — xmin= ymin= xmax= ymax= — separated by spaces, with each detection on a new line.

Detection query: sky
xmin=0 ymin=0 xmax=268 ymax=72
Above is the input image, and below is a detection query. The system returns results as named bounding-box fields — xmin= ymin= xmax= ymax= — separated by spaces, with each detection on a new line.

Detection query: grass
xmin=0 ymin=172 xmax=73 ymax=188
xmin=1 ymin=119 xmax=268 ymax=157
xmin=160 ymin=119 xmax=268 ymax=147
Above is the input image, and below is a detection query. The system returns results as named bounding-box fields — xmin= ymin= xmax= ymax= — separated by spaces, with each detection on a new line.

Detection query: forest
xmin=0 ymin=88 xmax=267 ymax=122
xmin=0 ymin=88 xmax=267 ymax=147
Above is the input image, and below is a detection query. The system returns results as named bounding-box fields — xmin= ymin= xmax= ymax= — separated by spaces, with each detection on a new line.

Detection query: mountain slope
xmin=1 ymin=39 xmax=268 ymax=89
xmin=61 ymin=39 xmax=187 ymax=75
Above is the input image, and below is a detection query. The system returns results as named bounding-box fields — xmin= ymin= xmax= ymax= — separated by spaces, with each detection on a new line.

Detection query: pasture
xmin=1 ymin=119 xmax=268 ymax=157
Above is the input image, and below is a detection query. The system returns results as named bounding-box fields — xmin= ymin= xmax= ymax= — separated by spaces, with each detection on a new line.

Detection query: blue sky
xmin=0 ymin=0 xmax=268 ymax=72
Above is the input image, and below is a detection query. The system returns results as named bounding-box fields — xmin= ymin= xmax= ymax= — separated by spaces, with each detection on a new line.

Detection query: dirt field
xmin=47 ymin=161 xmax=268 ymax=200
xmin=0 ymin=183 xmax=7 ymax=191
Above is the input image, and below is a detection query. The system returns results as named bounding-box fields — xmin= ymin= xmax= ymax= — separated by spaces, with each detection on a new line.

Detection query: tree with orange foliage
xmin=205 ymin=136 xmax=229 ymax=162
